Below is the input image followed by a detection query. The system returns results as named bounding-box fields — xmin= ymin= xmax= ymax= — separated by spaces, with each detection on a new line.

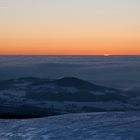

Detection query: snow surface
xmin=1 ymin=112 xmax=140 ymax=140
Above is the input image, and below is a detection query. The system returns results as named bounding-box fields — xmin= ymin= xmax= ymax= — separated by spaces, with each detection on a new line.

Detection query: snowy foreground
xmin=0 ymin=112 xmax=140 ymax=140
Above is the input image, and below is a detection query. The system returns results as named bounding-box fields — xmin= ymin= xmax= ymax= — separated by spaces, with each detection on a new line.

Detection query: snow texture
xmin=0 ymin=112 xmax=140 ymax=140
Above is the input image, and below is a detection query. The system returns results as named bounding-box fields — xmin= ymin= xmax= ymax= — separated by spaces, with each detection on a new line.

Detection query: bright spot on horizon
xmin=104 ymin=54 xmax=110 ymax=57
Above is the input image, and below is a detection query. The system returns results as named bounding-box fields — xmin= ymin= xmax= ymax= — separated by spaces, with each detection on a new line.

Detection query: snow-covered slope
xmin=1 ymin=112 xmax=140 ymax=140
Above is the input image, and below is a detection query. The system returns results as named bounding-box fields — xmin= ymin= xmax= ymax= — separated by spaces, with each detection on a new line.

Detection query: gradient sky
xmin=0 ymin=0 xmax=140 ymax=55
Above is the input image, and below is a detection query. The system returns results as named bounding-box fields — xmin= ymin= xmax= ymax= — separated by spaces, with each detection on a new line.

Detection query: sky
xmin=0 ymin=0 xmax=140 ymax=55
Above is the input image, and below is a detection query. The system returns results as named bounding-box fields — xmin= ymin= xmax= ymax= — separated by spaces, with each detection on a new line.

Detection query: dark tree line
xmin=0 ymin=112 xmax=43 ymax=119
xmin=0 ymin=108 xmax=59 ymax=119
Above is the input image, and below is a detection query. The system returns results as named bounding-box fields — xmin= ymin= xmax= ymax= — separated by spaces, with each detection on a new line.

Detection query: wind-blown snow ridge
xmin=0 ymin=112 xmax=140 ymax=140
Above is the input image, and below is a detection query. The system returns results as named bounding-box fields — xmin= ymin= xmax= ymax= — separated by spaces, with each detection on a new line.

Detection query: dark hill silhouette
xmin=55 ymin=77 xmax=120 ymax=92
xmin=55 ymin=77 xmax=97 ymax=90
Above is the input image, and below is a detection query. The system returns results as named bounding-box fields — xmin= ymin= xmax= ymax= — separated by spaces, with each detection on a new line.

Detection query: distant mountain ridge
xmin=0 ymin=77 xmax=140 ymax=118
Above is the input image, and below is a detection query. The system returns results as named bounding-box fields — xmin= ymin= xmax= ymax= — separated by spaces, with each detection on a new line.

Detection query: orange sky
xmin=0 ymin=37 xmax=140 ymax=55
xmin=0 ymin=0 xmax=140 ymax=55
xmin=0 ymin=38 xmax=139 ymax=55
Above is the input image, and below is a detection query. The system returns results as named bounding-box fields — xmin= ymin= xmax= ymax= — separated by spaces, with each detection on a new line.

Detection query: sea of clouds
xmin=0 ymin=55 xmax=140 ymax=89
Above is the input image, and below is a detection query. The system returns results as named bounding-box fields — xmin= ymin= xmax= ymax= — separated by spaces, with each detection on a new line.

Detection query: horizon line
xmin=0 ymin=54 xmax=140 ymax=56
